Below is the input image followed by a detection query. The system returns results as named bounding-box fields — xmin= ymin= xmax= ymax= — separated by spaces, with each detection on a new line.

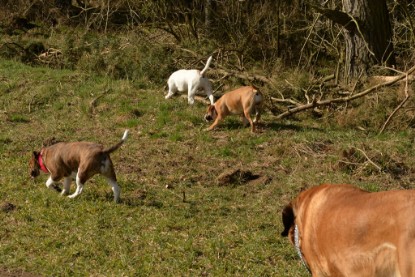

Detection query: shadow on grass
xmin=213 ymin=119 xmax=323 ymax=133
xmin=116 ymin=190 xmax=165 ymax=209
xmin=263 ymin=121 xmax=322 ymax=132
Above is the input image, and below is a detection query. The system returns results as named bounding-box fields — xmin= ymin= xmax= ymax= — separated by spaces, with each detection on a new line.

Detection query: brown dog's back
xmin=43 ymin=142 xmax=105 ymax=177
xmin=204 ymin=85 xmax=263 ymax=132
xmin=282 ymin=184 xmax=415 ymax=276
xmin=219 ymin=86 xmax=262 ymax=114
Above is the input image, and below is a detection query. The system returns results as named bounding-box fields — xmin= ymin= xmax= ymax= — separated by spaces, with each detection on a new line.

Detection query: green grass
xmin=1 ymin=58 xmax=415 ymax=276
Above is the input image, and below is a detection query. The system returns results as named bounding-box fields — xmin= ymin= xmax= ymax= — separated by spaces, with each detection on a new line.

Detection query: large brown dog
xmin=204 ymin=86 xmax=263 ymax=132
xmin=29 ymin=130 xmax=128 ymax=203
xmin=281 ymin=184 xmax=415 ymax=276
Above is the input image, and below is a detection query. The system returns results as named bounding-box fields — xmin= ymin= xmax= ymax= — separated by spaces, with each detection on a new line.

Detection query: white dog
xmin=165 ymin=56 xmax=214 ymax=105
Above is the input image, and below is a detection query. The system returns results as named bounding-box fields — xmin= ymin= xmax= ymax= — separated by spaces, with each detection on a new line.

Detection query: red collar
xmin=38 ymin=152 xmax=49 ymax=173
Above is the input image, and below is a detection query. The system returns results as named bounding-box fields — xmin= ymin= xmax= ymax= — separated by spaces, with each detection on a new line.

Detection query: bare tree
xmin=204 ymin=0 xmax=212 ymax=33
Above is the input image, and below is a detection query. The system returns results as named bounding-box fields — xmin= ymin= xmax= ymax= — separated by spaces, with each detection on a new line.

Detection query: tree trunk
xmin=275 ymin=0 xmax=281 ymax=57
xmin=205 ymin=0 xmax=212 ymax=34
xmin=343 ymin=0 xmax=395 ymax=81
xmin=313 ymin=0 xmax=395 ymax=83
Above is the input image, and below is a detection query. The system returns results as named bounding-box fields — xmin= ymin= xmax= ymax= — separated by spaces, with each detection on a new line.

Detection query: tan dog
xmin=29 ymin=130 xmax=128 ymax=203
xmin=204 ymin=86 xmax=263 ymax=132
xmin=281 ymin=184 xmax=415 ymax=276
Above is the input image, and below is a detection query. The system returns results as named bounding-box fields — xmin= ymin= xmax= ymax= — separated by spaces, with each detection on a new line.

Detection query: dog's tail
xmin=200 ymin=56 xmax=213 ymax=76
xmin=103 ymin=130 xmax=129 ymax=154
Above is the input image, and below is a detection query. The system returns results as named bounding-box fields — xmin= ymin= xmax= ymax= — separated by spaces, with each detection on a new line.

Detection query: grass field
xmin=1 ymin=58 xmax=415 ymax=276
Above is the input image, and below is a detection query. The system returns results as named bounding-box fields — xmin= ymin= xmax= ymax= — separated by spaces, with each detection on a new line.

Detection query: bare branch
xmin=354 ymin=147 xmax=382 ymax=172
xmin=379 ymin=72 xmax=410 ymax=134
xmin=274 ymin=65 xmax=415 ymax=119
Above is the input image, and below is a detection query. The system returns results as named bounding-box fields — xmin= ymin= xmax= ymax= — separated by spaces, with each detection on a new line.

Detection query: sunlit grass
xmin=1 ymin=59 xmax=415 ymax=276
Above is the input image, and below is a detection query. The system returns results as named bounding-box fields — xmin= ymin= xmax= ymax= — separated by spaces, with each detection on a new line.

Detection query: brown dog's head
xmin=29 ymin=151 xmax=41 ymax=178
xmin=204 ymin=105 xmax=217 ymax=122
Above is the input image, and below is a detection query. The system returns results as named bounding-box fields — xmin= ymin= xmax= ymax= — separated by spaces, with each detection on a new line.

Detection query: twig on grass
xmin=379 ymin=70 xmax=410 ymax=134
xmin=354 ymin=147 xmax=382 ymax=172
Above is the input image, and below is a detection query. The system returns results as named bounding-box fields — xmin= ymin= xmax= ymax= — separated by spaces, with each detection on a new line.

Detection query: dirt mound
xmin=0 ymin=202 xmax=16 ymax=213
xmin=216 ymin=168 xmax=269 ymax=186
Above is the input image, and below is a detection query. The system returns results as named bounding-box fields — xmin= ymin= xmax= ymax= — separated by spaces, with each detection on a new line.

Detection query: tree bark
xmin=343 ymin=0 xmax=395 ymax=80
xmin=205 ymin=0 xmax=212 ymax=34
xmin=314 ymin=0 xmax=395 ymax=82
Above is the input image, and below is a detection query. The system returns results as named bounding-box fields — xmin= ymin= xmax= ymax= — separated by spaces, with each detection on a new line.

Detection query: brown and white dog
xmin=204 ymin=86 xmax=263 ymax=132
xmin=29 ymin=130 xmax=128 ymax=203
xmin=281 ymin=184 xmax=415 ymax=276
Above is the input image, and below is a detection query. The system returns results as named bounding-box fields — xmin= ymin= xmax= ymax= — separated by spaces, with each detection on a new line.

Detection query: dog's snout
xmin=204 ymin=114 xmax=212 ymax=122
xmin=30 ymin=170 xmax=39 ymax=178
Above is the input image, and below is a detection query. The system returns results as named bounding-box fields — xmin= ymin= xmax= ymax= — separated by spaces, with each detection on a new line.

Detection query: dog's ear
xmin=31 ymin=151 xmax=40 ymax=168
xmin=281 ymin=202 xmax=295 ymax=237
xmin=29 ymin=151 xmax=41 ymax=178
xmin=42 ymin=137 xmax=60 ymax=147
xmin=208 ymin=105 xmax=216 ymax=114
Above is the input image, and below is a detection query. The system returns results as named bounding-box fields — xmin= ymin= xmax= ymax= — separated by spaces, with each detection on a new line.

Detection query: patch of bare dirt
xmin=0 ymin=202 xmax=16 ymax=213
xmin=216 ymin=168 xmax=268 ymax=186
xmin=122 ymin=189 xmax=147 ymax=206
xmin=0 ymin=268 xmax=41 ymax=277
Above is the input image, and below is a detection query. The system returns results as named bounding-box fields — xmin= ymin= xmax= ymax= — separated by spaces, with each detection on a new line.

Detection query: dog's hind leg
xmin=204 ymin=80 xmax=214 ymax=105
xmin=61 ymin=176 xmax=71 ymax=195
xmin=253 ymin=106 xmax=261 ymax=123
xmin=101 ymin=159 xmax=121 ymax=203
xmin=208 ymin=94 xmax=214 ymax=105
xmin=106 ymin=178 xmax=120 ymax=203
xmin=243 ymin=111 xmax=256 ymax=132
xmin=165 ymin=80 xmax=177 ymax=99
xmin=241 ymin=116 xmax=250 ymax=127
xmin=187 ymin=86 xmax=197 ymax=105
xmin=253 ymin=93 xmax=262 ymax=123
xmin=68 ymin=173 xmax=84 ymax=199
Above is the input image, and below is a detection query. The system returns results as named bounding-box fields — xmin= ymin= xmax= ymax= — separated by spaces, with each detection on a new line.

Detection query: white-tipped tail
xmin=200 ymin=56 xmax=213 ymax=76
xmin=122 ymin=129 xmax=129 ymax=141
xmin=102 ymin=129 xmax=129 ymax=154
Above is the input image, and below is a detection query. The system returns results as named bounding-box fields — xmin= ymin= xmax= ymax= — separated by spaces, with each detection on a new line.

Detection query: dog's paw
xmin=51 ymin=184 xmax=62 ymax=193
xmin=187 ymin=97 xmax=195 ymax=105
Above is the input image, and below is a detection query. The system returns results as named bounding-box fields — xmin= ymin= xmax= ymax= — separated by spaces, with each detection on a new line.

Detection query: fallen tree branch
xmin=274 ymin=65 xmax=415 ymax=119
xmin=270 ymin=97 xmax=301 ymax=107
